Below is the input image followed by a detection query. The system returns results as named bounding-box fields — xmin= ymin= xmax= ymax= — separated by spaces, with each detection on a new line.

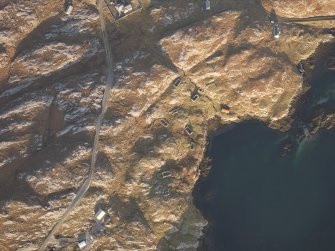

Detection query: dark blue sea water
xmin=195 ymin=42 xmax=335 ymax=251
xmin=197 ymin=123 xmax=335 ymax=251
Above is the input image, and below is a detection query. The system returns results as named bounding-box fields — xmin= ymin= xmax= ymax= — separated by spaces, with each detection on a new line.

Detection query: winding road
xmin=37 ymin=3 xmax=335 ymax=250
xmin=39 ymin=0 xmax=114 ymax=250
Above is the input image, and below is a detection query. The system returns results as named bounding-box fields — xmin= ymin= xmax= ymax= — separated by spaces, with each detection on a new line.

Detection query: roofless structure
xmin=103 ymin=0 xmax=142 ymax=20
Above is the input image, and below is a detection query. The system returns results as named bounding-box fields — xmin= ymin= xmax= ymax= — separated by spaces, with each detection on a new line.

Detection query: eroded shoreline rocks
xmin=0 ymin=0 xmax=334 ymax=250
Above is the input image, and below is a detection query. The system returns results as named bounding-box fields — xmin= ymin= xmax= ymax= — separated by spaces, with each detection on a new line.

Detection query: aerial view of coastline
xmin=0 ymin=0 xmax=334 ymax=250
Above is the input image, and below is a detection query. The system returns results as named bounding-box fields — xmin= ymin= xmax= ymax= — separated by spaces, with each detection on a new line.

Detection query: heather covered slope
xmin=0 ymin=0 xmax=334 ymax=250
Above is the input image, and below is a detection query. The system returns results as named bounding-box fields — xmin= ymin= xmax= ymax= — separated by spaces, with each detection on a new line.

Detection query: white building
xmin=95 ymin=209 xmax=106 ymax=221
xmin=124 ymin=4 xmax=133 ymax=14
xmin=65 ymin=5 xmax=73 ymax=15
xmin=78 ymin=240 xmax=87 ymax=249
xmin=272 ymin=24 xmax=281 ymax=39
xmin=115 ymin=4 xmax=124 ymax=13
xmin=205 ymin=0 xmax=210 ymax=10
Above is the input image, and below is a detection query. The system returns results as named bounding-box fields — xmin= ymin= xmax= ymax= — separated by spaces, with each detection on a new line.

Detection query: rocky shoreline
xmin=0 ymin=0 xmax=334 ymax=250
xmin=193 ymin=39 xmax=335 ymax=250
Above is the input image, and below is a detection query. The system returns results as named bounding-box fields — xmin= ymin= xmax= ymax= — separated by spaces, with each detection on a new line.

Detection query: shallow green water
xmin=196 ymin=123 xmax=335 ymax=251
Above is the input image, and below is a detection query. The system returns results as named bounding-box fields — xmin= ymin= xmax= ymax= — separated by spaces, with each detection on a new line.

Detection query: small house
xmin=160 ymin=118 xmax=169 ymax=127
xmin=78 ymin=240 xmax=87 ymax=249
xmin=185 ymin=124 xmax=193 ymax=135
xmin=191 ymin=93 xmax=199 ymax=102
xmin=77 ymin=231 xmax=91 ymax=250
xmin=106 ymin=0 xmax=142 ymax=20
xmin=158 ymin=171 xmax=172 ymax=179
xmin=65 ymin=4 xmax=73 ymax=15
xmin=173 ymin=77 xmax=182 ymax=87
xmin=205 ymin=0 xmax=210 ymax=11
xmin=220 ymin=104 xmax=230 ymax=114
xmin=272 ymin=23 xmax=280 ymax=39
xmin=95 ymin=209 xmax=106 ymax=221
xmin=124 ymin=4 xmax=133 ymax=14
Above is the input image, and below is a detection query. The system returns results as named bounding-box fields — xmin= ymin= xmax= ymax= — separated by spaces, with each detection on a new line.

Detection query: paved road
xmin=265 ymin=7 xmax=335 ymax=24
xmin=279 ymin=15 xmax=335 ymax=23
xmin=38 ymin=3 xmax=334 ymax=250
xmin=39 ymin=1 xmax=114 ymax=250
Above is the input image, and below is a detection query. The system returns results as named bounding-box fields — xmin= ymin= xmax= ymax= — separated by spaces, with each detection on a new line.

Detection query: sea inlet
xmin=194 ymin=122 xmax=335 ymax=251
xmin=194 ymin=42 xmax=335 ymax=251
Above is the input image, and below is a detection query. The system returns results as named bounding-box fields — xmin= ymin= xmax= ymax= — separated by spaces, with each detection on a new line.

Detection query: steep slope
xmin=0 ymin=0 xmax=334 ymax=250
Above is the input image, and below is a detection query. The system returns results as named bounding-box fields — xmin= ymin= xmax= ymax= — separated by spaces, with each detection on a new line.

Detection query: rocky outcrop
xmin=262 ymin=0 xmax=335 ymax=18
xmin=0 ymin=0 xmax=334 ymax=250
xmin=262 ymin=0 xmax=335 ymax=28
xmin=0 ymin=0 xmax=61 ymax=86
xmin=160 ymin=12 xmax=240 ymax=71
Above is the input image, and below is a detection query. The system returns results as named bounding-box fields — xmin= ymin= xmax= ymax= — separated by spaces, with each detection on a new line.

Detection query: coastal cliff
xmin=0 ymin=0 xmax=334 ymax=249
